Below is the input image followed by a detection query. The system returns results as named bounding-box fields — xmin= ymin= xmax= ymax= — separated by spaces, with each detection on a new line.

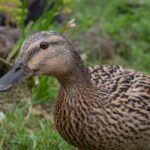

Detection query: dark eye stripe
xmin=49 ymin=41 xmax=58 ymax=45
xmin=26 ymin=47 xmax=41 ymax=62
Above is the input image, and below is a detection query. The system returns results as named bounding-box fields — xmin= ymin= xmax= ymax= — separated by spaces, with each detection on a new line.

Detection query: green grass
xmin=0 ymin=99 xmax=75 ymax=150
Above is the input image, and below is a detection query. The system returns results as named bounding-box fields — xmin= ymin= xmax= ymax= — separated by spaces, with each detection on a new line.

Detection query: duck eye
xmin=40 ymin=41 xmax=48 ymax=49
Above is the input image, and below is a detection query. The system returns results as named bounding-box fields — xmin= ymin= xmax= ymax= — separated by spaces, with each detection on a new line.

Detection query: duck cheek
xmin=39 ymin=58 xmax=64 ymax=76
xmin=40 ymin=64 xmax=59 ymax=76
xmin=40 ymin=63 xmax=68 ymax=77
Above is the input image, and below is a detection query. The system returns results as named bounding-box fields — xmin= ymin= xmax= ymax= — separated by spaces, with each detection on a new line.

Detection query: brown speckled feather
xmin=55 ymin=65 xmax=150 ymax=150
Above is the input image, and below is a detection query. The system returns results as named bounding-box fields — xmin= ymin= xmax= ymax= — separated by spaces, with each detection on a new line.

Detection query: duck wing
xmin=88 ymin=65 xmax=150 ymax=107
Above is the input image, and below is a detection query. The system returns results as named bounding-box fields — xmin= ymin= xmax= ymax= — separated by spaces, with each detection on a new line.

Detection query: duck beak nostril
xmin=0 ymin=64 xmax=31 ymax=92
xmin=14 ymin=66 xmax=22 ymax=72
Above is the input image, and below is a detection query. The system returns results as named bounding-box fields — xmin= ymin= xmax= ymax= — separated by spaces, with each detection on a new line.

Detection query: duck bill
xmin=0 ymin=64 xmax=31 ymax=92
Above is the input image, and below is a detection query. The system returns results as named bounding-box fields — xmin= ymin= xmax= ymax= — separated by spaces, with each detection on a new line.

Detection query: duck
xmin=0 ymin=31 xmax=150 ymax=150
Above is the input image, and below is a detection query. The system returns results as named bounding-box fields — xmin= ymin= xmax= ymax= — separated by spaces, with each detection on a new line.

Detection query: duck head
xmin=0 ymin=31 xmax=85 ymax=92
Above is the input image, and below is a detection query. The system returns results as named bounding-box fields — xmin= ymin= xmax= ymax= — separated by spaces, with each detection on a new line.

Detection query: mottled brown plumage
xmin=0 ymin=31 xmax=150 ymax=150
xmin=55 ymin=65 xmax=150 ymax=150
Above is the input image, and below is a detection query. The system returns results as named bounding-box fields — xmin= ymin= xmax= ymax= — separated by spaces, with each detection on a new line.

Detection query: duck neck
xmin=60 ymin=49 xmax=92 ymax=88
xmin=56 ymin=66 xmax=96 ymax=109
xmin=58 ymin=65 xmax=92 ymax=90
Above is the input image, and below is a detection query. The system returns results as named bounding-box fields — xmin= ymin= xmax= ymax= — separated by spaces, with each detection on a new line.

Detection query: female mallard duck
xmin=0 ymin=31 xmax=150 ymax=150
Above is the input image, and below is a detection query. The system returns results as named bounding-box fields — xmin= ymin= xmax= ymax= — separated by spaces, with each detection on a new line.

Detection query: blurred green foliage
xmin=70 ymin=0 xmax=150 ymax=72
xmin=103 ymin=1 xmax=150 ymax=72
xmin=0 ymin=0 xmax=150 ymax=149
xmin=0 ymin=0 xmax=76 ymax=149
xmin=0 ymin=0 xmax=27 ymax=26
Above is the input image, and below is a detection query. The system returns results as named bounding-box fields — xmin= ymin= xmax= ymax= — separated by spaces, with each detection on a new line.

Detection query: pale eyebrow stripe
xmin=49 ymin=40 xmax=65 ymax=45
